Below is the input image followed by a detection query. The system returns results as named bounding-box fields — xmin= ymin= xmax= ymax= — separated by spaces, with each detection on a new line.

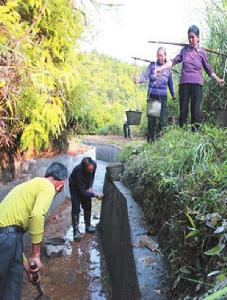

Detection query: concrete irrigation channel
xmin=0 ymin=141 xmax=171 ymax=300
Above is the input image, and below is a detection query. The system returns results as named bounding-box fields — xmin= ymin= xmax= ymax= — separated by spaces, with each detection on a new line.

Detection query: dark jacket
xmin=69 ymin=160 xmax=97 ymax=198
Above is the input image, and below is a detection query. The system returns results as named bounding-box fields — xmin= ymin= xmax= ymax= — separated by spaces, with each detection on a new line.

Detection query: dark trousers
xmin=0 ymin=228 xmax=23 ymax=300
xmin=69 ymin=189 xmax=92 ymax=220
xmin=147 ymin=95 xmax=167 ymax=142
xmin=179 ymin=83 xmax=202 ymax=130
xmin=123 ymin=122 xmax=131 ymax=138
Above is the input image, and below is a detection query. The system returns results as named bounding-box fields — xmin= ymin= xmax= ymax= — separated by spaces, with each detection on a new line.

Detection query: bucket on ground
xmin=126 ymin=110 xmax=142 ymax=125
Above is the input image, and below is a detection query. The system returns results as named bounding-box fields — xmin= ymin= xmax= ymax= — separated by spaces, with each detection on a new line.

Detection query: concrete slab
xmin=99 ymin=172 xmax=170 ymax=300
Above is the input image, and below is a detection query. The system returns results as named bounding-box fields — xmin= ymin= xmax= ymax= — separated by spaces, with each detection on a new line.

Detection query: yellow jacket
xmin=0 ymin=177 xmax=55 ymax=244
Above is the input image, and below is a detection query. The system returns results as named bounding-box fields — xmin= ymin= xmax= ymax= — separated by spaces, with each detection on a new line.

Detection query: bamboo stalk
xmin=148 ymin=40 xmax=227 ymax=57
xmin=0 ymin=117 xmax=19 ymax=120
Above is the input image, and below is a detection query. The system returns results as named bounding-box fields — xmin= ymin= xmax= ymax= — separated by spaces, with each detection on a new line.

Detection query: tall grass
xmin=120 ymin=125 xmax=227 ymax=299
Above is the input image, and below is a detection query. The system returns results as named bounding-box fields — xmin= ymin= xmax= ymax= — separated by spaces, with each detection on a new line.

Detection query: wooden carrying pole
xmin=131 ymin=56 xmax=151 ymax=63
xmin=131 ymin=56 xmax=180 ymax=74
xmin=148 ymin=40 xmax=227 ymax=57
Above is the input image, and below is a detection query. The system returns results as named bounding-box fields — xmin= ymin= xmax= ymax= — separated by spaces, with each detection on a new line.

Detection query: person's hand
xmin=88 ymin=187 xmax=93 ymax=193
xmin=155 ymin=67 xmax=162 ymax=76
xmin=134 ymin=76 xmax=140 ymax=84
xmin=29 ymin=258 xmax=41 ymax=285
xmin=218 ymin=79 xmax=225 ymax=87
xmin=30 ymin=256 xmax=42 ymax=271
xmin=94 ymin=192 xmax=103 ymax=199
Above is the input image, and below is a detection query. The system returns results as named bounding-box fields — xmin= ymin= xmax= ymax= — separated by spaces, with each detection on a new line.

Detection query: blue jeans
xmin=0 ymin=227 xmax=24 ymax=300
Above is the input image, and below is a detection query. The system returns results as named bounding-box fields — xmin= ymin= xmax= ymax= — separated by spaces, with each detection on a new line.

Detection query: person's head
xmin=81 ymin=157 xmax=95 ymax=174
xmin=188 ymin=25 xmax=200 ymax=48
xmin=156 ymin=47 xmax=167 ymax=64
xmin=45 ymin=162 xmax=68 ymax=193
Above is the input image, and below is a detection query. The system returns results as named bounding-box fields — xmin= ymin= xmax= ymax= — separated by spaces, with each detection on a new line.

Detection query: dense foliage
xmin=202 ymin=0 xmax=227 ymax=114
xmin=66 ymin=50 xmax=146 ymax=135
xmin=120 ymin=125 xmax=227 ymax=299
xmin=0 ymin=0 xmax=84 ymax=180
xmin=0 ymin=0 xmax=84 ymax=149
xmin=0 ymin=0 xmax=146 ymax=182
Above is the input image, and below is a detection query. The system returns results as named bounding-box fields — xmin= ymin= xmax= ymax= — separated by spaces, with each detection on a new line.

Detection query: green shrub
xmin=97 ymin=124 xmax=122 ymax=135
xmin=120 ymin=125 xmax=227 ymax=299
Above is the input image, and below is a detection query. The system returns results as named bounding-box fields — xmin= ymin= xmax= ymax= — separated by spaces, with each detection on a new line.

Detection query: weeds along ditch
xmin=120 ymin=125 xmax=227 ymax=299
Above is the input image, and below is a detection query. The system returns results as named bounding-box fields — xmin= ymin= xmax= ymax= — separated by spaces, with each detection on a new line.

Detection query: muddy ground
xmin=5 ymin=136 xmax=144 ymax=300
xmin=21 ymin=197 xmax=111 ymax=300
xmin=22 ymin=159 xmax=111 ymax=300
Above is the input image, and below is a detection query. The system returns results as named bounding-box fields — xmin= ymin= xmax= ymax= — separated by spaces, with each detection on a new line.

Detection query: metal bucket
xmin=106 ymin=163 xmax=123 ymax=181
xmin=147 ymin=100 xmax=162 ymax=117
xmin=126 ymin=110 xmax=142 ymax=125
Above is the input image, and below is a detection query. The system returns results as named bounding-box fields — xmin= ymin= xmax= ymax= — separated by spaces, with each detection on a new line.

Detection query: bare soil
xmin=22 ymin=197 xmax=111 ymax=300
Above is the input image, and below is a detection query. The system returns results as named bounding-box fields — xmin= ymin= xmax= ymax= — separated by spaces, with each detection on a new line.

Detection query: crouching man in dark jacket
xmin=69 ymin=157 xmax=102 ymax=242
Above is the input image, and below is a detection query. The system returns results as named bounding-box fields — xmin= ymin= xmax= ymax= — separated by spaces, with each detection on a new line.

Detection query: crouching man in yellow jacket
xmin=0 ymin=162 xmax=67 ymax=300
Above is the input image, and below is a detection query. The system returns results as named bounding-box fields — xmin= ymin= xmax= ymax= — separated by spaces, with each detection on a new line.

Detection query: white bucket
xmin=147 ymin=100 xmax=162 ymax=117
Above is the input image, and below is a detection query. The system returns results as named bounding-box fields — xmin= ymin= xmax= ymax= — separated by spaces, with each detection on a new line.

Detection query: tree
xmin=0 ymin=0 xmax=84 ymax=180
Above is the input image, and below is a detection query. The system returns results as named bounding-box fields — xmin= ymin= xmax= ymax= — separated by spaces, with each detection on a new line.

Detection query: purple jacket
xmin=139 ymin=61 xmax=175 ymax=97
xmin=172 ymin=46 xmax=213 ymax=85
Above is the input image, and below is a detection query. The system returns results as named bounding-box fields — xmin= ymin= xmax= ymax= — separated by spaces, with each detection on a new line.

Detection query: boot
xmin=84 ymin=210 xmax=96 ymax=234
xmin=72 ymin=213 xmax=81 ymax=242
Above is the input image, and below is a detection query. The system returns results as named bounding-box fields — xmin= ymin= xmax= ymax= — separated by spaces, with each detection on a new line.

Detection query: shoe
xmin=85 ymin=225 xmax=96 ymax=234
xmin=84 ymin=209 xmax=96 ymax=234
xmin=73 ymin=228 xmax=81 ymax=241
xmin=72 ymin=213 xmax=81 ymax=242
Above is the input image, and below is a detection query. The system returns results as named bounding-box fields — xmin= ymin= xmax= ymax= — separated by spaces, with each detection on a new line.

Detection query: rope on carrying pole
xmin=131 ymin=56 xmax=151 ymax=63
xmin=148 ymin=40 xmax=227 ymax=58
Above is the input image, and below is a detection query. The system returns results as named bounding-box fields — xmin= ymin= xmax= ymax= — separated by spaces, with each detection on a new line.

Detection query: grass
xmin=120 ymin=125 xmax=227 ymax=299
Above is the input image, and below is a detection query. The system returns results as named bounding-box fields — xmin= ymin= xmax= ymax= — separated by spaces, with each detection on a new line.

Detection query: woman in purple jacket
xmin=135 ymin=47 xmax=175 ymax=142
xmin=157 ymin=25 xmax=225 ymax=130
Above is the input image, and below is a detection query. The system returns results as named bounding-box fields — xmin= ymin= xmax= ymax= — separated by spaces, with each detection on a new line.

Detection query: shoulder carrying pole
xmin=148 ymin=40 xmax=227 ymax=57
xmin=131 ymin=56 xmax=179 ymax=74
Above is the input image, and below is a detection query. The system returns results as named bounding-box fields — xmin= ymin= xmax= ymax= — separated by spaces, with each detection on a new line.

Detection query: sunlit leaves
xmin=69 ymin=51 xmax=146 ymax=134
xmin=204 ymin=244 xmax=225 ymax=256
xmin=0 ymin=0 xmax=84 ymax=152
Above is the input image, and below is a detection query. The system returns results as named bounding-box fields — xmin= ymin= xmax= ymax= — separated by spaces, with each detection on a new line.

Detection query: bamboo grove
xmin=0 ymin=0 xmax=145 ymax=180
